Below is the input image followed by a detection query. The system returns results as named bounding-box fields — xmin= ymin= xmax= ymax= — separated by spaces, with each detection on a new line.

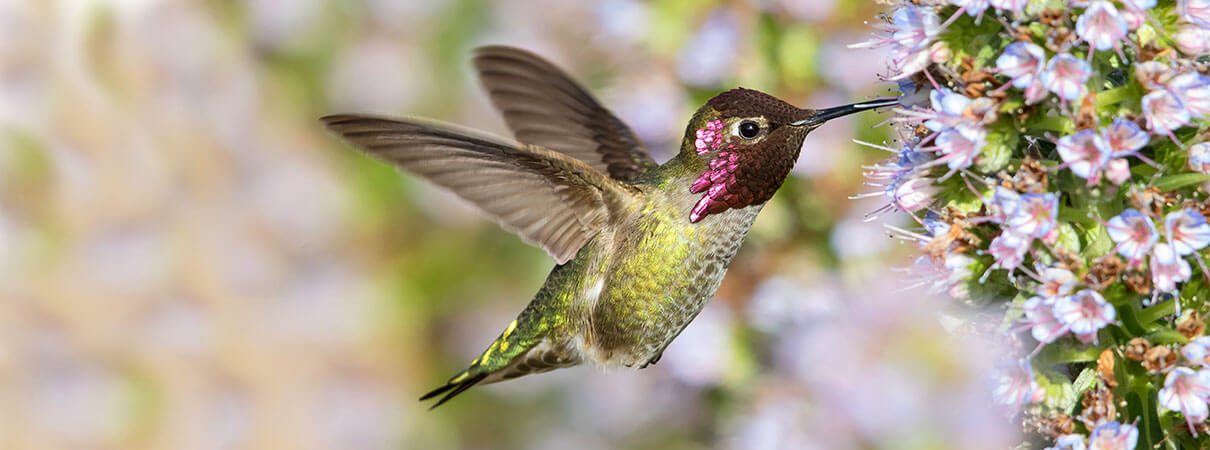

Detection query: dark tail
xmin=419 ymin=372 xmax=489 ymax=409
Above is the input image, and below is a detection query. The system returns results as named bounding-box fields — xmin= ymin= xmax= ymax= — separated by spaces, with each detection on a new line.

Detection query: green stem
xmin=1030 ymin=115 xmax=1073 ymax=134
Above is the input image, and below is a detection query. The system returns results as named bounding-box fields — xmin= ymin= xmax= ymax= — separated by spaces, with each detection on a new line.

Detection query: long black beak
xmin=789 ymin=97 xmax=901 ymax=127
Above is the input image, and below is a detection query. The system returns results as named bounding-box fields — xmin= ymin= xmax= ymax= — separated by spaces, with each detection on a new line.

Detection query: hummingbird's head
xmin=682 ymin=88 xmax=897 ymax=222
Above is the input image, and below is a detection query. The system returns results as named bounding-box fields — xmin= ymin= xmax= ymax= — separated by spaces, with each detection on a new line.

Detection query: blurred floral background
xmin=0 ymin=0 xmax=1019 ymax=449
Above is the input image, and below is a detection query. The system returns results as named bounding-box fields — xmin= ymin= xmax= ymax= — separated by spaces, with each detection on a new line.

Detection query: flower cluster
xmin=858 ymin=0 xmax=1210 ymax=447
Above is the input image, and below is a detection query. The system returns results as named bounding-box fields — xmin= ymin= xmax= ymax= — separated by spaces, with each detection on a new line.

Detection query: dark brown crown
xmin=705 ymin=88 xmax=807 ymax=125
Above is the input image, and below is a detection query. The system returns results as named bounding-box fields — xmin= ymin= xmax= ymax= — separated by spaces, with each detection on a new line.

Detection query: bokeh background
xmin=0 ymin=0 xmax=1019 ymax=449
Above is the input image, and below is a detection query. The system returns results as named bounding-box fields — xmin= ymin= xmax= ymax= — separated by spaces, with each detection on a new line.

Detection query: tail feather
xmin=420 ymin=372 xmax=489 ymax=409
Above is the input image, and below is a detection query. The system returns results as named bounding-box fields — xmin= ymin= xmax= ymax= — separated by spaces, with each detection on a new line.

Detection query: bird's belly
xmin=585 ymin=205 xmax=761 ymax=367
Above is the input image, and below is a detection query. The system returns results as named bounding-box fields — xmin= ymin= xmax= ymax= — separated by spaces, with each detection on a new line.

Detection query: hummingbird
xmin=322 ymin=46 xmax=897 ymax=408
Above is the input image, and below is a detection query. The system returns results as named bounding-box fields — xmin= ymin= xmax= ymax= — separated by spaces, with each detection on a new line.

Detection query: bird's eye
xmin=738 ymin=121 xmax=760 ymax=139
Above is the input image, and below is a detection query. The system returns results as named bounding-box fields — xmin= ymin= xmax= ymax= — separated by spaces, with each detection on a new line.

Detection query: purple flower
xmin=1152 ymin=243 xmax=1193 ymax=293
xmin=1041 ymin=53 xmax=1092 ymax=101
xmin=1088 ymin=421 xmax=1139 ymax=450
xmin=1048 ymin=434 xmax=1088 ymax=450
xmin=1057 ymin=130 xmax=1112 ymax=184
xmin=989 ymin=186 xmax=1021 ymax=223
xmin=930 ymin=125 xmax=986 ymax=172
xmin=990 ymin=230 xmax=1030 ymax=270
xmin=924 ymin=87 xmax=974 ymax=131
xmin=1024 ymin=296 xmax=1065 ymax=343
xmin=1175 ymin=25 xmax=1210 ymax=55
xmin=1107 ymin=209 xmax=1160 ymax=265
xmin=1165 ymin=208 xmax=1210 ymax=255
xmin=992 ymin=359 xmax=1040 ymax=406
xmin=1038 ymin=265 xmax=1078 ymax=299
xmin=1077 ymin=1 xmax=1128 ymax=52
xmin=996 ymin=42 xmax=1046 ymax=89
xmin=1168 ymin=71 xmax=1210 ymax=118
xmin=1054 ymin=289 xmax=1115 ymax=344
xmin=1100 ymin=118 xmax=1149 ymax=157
xmin=1142 ymin=89 xmax=1191 ymax=135
xmin=1190 ymin=142 xmax=1210 ymax=174
xmin=1008 ymin=193 xmax=1059 ymax=239
xmin=1158 ymin=367 xmax=1210 ymax=433
xmin=1184 ymin=337 xmax=1210 ymax=366
xmin=1179 ymin=0 xmax=1210 ymax=28
xmin=851 ymin=6 xmax=940 ymax=80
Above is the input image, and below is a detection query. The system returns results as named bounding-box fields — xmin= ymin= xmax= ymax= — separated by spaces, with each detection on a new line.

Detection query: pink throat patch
xmin=694 ymin=120 xmax=725 ymax=154
xmin=689 ymin=119 xmax=740 ymax=223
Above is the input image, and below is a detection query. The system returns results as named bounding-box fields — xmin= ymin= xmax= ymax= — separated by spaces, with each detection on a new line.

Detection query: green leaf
xmin=976 ymin=132 xmax=1012 ymax=172
xmin=1153 ymin=173 xmax=1210 ymax=192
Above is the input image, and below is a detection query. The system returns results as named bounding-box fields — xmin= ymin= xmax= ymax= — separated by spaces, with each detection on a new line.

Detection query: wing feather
xmin=473 ymin=46 xmax=658 ymax=181
xmin=322 ymin=114 xmax=638 ymax=264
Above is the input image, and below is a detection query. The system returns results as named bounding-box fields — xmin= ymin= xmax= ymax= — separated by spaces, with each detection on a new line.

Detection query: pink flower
xmin=1142 ymin=89 xmax=1191 ymax=135
xmin=1053 ymin=289 xmax=1115 ymax=344
xmin=1190 ymin=142 xmax=1210 ymax=174
xmin=1158 ymin=367 xmax=1210 ymax=433
xmin=996 ymin=42 xmax=1047 ymax=89
xmin=1165 ymin=208 xmax=1210 ymax=255
xmin=1107 ymin=209 xmax=1159 ymax=265
xmin=1088 ymin=421 xmax=1139 ymax=450
xmin=1024 ymin=296 xmax=1065 ymax=343
xmin=1183 ymin=337 xmax=1210 ymax=367
xmin=1179 ymin=0 xmax=1210 ymax=28
xmin=1008 ymin=193 xmax=1059 ymax=238
xmin=1076 ymin=1 xmax=1128 ymax=52
xmin=1104 ymin=159 xmax=1131 ymax=185
xmin=1152 ymin=243 xmax=1192 ymax=293
xmin=892 ymin=177 xmax=938 ymax=213
xmin=993 ymin=359 xmax=1041 ymax=407
xmin=1057 ymin=130 xmax=1111 ymax=184
xmin=1040 ymin=53 xmax=1092 ymax=101
xmin=951 ymin=0 xmax=991 ymax=19
xmin=990 ymin=230 xmax=1030 ymax=270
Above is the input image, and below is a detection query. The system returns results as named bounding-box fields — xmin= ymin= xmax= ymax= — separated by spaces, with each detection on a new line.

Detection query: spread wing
xmin=473 ymin=46 xmax=658 ymax=181
xmin=322 ymin=114 xmax=639 ymax=264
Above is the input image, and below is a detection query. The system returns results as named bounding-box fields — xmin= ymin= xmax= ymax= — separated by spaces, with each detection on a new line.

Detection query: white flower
xmin=993 ymin=359 xmax=1040 ymax=406
xmin=1175 ymin=25 xmax=1210 ymax=55
xmin=1158 ymin=367 xmax=1210 ymax=433
xmin=1183 ymin=337 xmax=1210 ymax=367
xmin=996 ymin=42 xmax=1047 ymax=89
xmin=1038 ymin=265 xmax=1078 ymax=299
xmin=1179 ymin=0 xmax=1210 ymax=28
xmin=1024 ymin=296 xmax=1065 ymax=343
xmin=1041 ymin=53 xmax=1092 ymax=101
xmin=1008 ymin=193 xmax=1059 ymax=239
xmin=1168 ymin=71 xmax=1210 ymax=118
xmin=1076 ymin=1 xmax=1128 ymax=52
xmin=930 ymin=125 xmax=986 ymax=171
xmin=1190 ymin=142 xmax=1210 ymax=174
xmin=1142 ymin=89 xmax=1191 ymax=134
xmin=990 ymin=230 xmax=1030 ymax=270
xmin=1053 ymin=290 xmax=1115 ymax=344
xmin=1107 ymin=209 xmax=1159 ymax=265
xmin=1165 ymin=208 xmax=1210 ymax=256
xmin=1152 ymin=243 xmax=1192 ymax=293
xmin=1057 ymin=129 xmax=1112 ymax=184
